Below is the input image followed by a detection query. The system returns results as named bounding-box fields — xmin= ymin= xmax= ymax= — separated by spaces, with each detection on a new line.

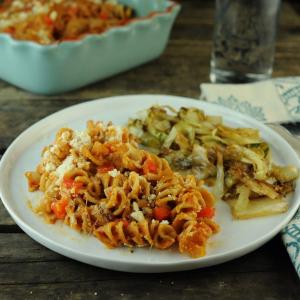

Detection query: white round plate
xmin=1 ymin=95 xmax=300 ymax=273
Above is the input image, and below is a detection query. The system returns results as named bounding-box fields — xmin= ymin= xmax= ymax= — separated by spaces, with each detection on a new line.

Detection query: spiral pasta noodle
xmin=94 ymin=219 xmax=177 ymax=249
xmin=25 ymin=121 xmax=219 ymax=258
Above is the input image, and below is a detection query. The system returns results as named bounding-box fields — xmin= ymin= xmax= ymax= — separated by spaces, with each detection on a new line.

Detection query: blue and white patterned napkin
xmin=200 ymin=77 xmax=300 ymax=123
xmin=282 ymin=213 xmax=300 ymax=277
xmin=200 ymin=77 xmax=300 ymax=278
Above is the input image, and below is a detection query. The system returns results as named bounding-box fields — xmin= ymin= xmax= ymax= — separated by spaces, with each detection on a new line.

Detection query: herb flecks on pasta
xmin=25 ymin=121 xmax=219 ymax=258
xmin=0 ymin=0 xmax=135 ymax=44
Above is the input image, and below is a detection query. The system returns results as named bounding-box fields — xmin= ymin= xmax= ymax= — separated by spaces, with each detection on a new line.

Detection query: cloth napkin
xmin=200 ymin=77 xmax=300 ymax=123
xmin=200 ymin=77 xmax=300 ymax=278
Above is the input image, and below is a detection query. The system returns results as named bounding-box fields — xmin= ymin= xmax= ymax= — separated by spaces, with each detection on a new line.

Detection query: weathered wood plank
xmin=0 ymin=234 xmax=299 ymax=300
xmin=0 ymin=234 xmax=62 ymax=262
xmin=0 ymin=201 xmax=15 ymax=227
xmin=0 ymin=233 xmax=298 ymax=275
xmin=1 ymin=270 xmax=299 ymax=300
xmin=0 ymin=261 xmax=299 ymax=296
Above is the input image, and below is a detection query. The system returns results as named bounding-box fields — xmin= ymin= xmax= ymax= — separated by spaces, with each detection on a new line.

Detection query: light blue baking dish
xmin=0 ymin=0 xmax=180 ymax=95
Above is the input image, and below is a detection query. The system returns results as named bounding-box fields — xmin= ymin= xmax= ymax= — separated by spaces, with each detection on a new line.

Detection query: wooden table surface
xmin=0 ymin=0 xmax=300 ymax=299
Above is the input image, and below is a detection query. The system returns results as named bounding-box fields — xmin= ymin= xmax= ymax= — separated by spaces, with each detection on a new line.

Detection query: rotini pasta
xmin=94 ymin=219 xmax=177 ymax=249
xmin=25 ymin=121 xmax=219 ymax=258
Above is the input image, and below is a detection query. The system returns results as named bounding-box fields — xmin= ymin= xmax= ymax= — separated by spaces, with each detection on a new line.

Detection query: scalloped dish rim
xmin=0 ymin=0 xmax=180 ymax=48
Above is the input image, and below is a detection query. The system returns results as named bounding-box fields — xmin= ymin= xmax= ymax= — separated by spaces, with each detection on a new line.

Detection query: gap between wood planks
xmin=0 ymin=148 xmax=17 ymax=232
xmin=0 ymin=148 xmax=5 ymax=158
xmin=0 ymin=225 xmax=23 ymax=233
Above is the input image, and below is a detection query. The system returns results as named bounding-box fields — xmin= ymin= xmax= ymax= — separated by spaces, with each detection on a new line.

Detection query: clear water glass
xmin=210 ymin=0 xmax=281 ymax=83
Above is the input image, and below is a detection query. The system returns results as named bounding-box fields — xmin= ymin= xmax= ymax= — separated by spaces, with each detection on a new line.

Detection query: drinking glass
xmin=210 ymin=0 xmax=281 ymax=83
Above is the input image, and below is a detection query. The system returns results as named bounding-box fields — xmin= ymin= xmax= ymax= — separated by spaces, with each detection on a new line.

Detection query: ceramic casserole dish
xmin=0 ymin=0 xmax=180 ymax=94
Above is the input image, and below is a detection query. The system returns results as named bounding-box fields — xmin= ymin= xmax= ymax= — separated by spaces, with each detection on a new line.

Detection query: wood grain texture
xmin=0 ymin=233 xmax=294 ymax=269
xmin=0 ymin=201 xmax=14 ymax=227
xmin=0 ymin=272 xmax=298 ymax=300
xmin=0 ymin=0 xmax=300 ymax=299
xmin=0 ymin=235 xmax=299 ymax=300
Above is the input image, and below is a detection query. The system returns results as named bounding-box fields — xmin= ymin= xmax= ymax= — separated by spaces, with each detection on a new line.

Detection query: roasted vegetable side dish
xmin=128 ymin=105 xmax=299 ymax=219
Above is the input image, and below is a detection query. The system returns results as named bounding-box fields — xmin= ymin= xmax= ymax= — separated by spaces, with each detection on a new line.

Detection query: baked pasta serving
xmin=0 ymin=0 xmax=135 ymax=44
xmin=25 ymin=121 xmax=219 ymax=258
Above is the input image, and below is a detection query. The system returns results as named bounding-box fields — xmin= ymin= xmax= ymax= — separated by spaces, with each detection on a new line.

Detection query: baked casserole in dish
xmin=0 ymin=0 xmax=180 ymax=94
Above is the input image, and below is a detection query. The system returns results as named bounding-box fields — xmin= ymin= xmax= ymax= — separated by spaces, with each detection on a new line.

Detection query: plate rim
xmin=1 ymin=94 xmax=300 ymax=272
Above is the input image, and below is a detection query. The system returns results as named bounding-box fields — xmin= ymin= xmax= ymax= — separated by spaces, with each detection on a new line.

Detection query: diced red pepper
xmin=63 ymin=177 xmax=74 ymax=189
xmin=197 ymin=207 xmax=215 ymax=219
xmin=51 ymin=198 xmax=68 ymax=219
xmin=63 ymin=177 xmax=83 ymax=193
xmin=122 ymin=220 xmax=129 ymax=228
xmin=97 ymin=163 xmax=114 ymax=173
xmin=44 ymin=15 xmax=53 ymax=26
xmin=28 ymin=179 xmax=39 ymax=190
xmin=143 ymin=158 xmax=158 ymax=174
xmin=153 ymin=207 xmax=171 ymax=221
xmin=3 ymin=27 xmax=15 ymax=34
xmin=99 ymin=11 xmax=109 ymax=20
